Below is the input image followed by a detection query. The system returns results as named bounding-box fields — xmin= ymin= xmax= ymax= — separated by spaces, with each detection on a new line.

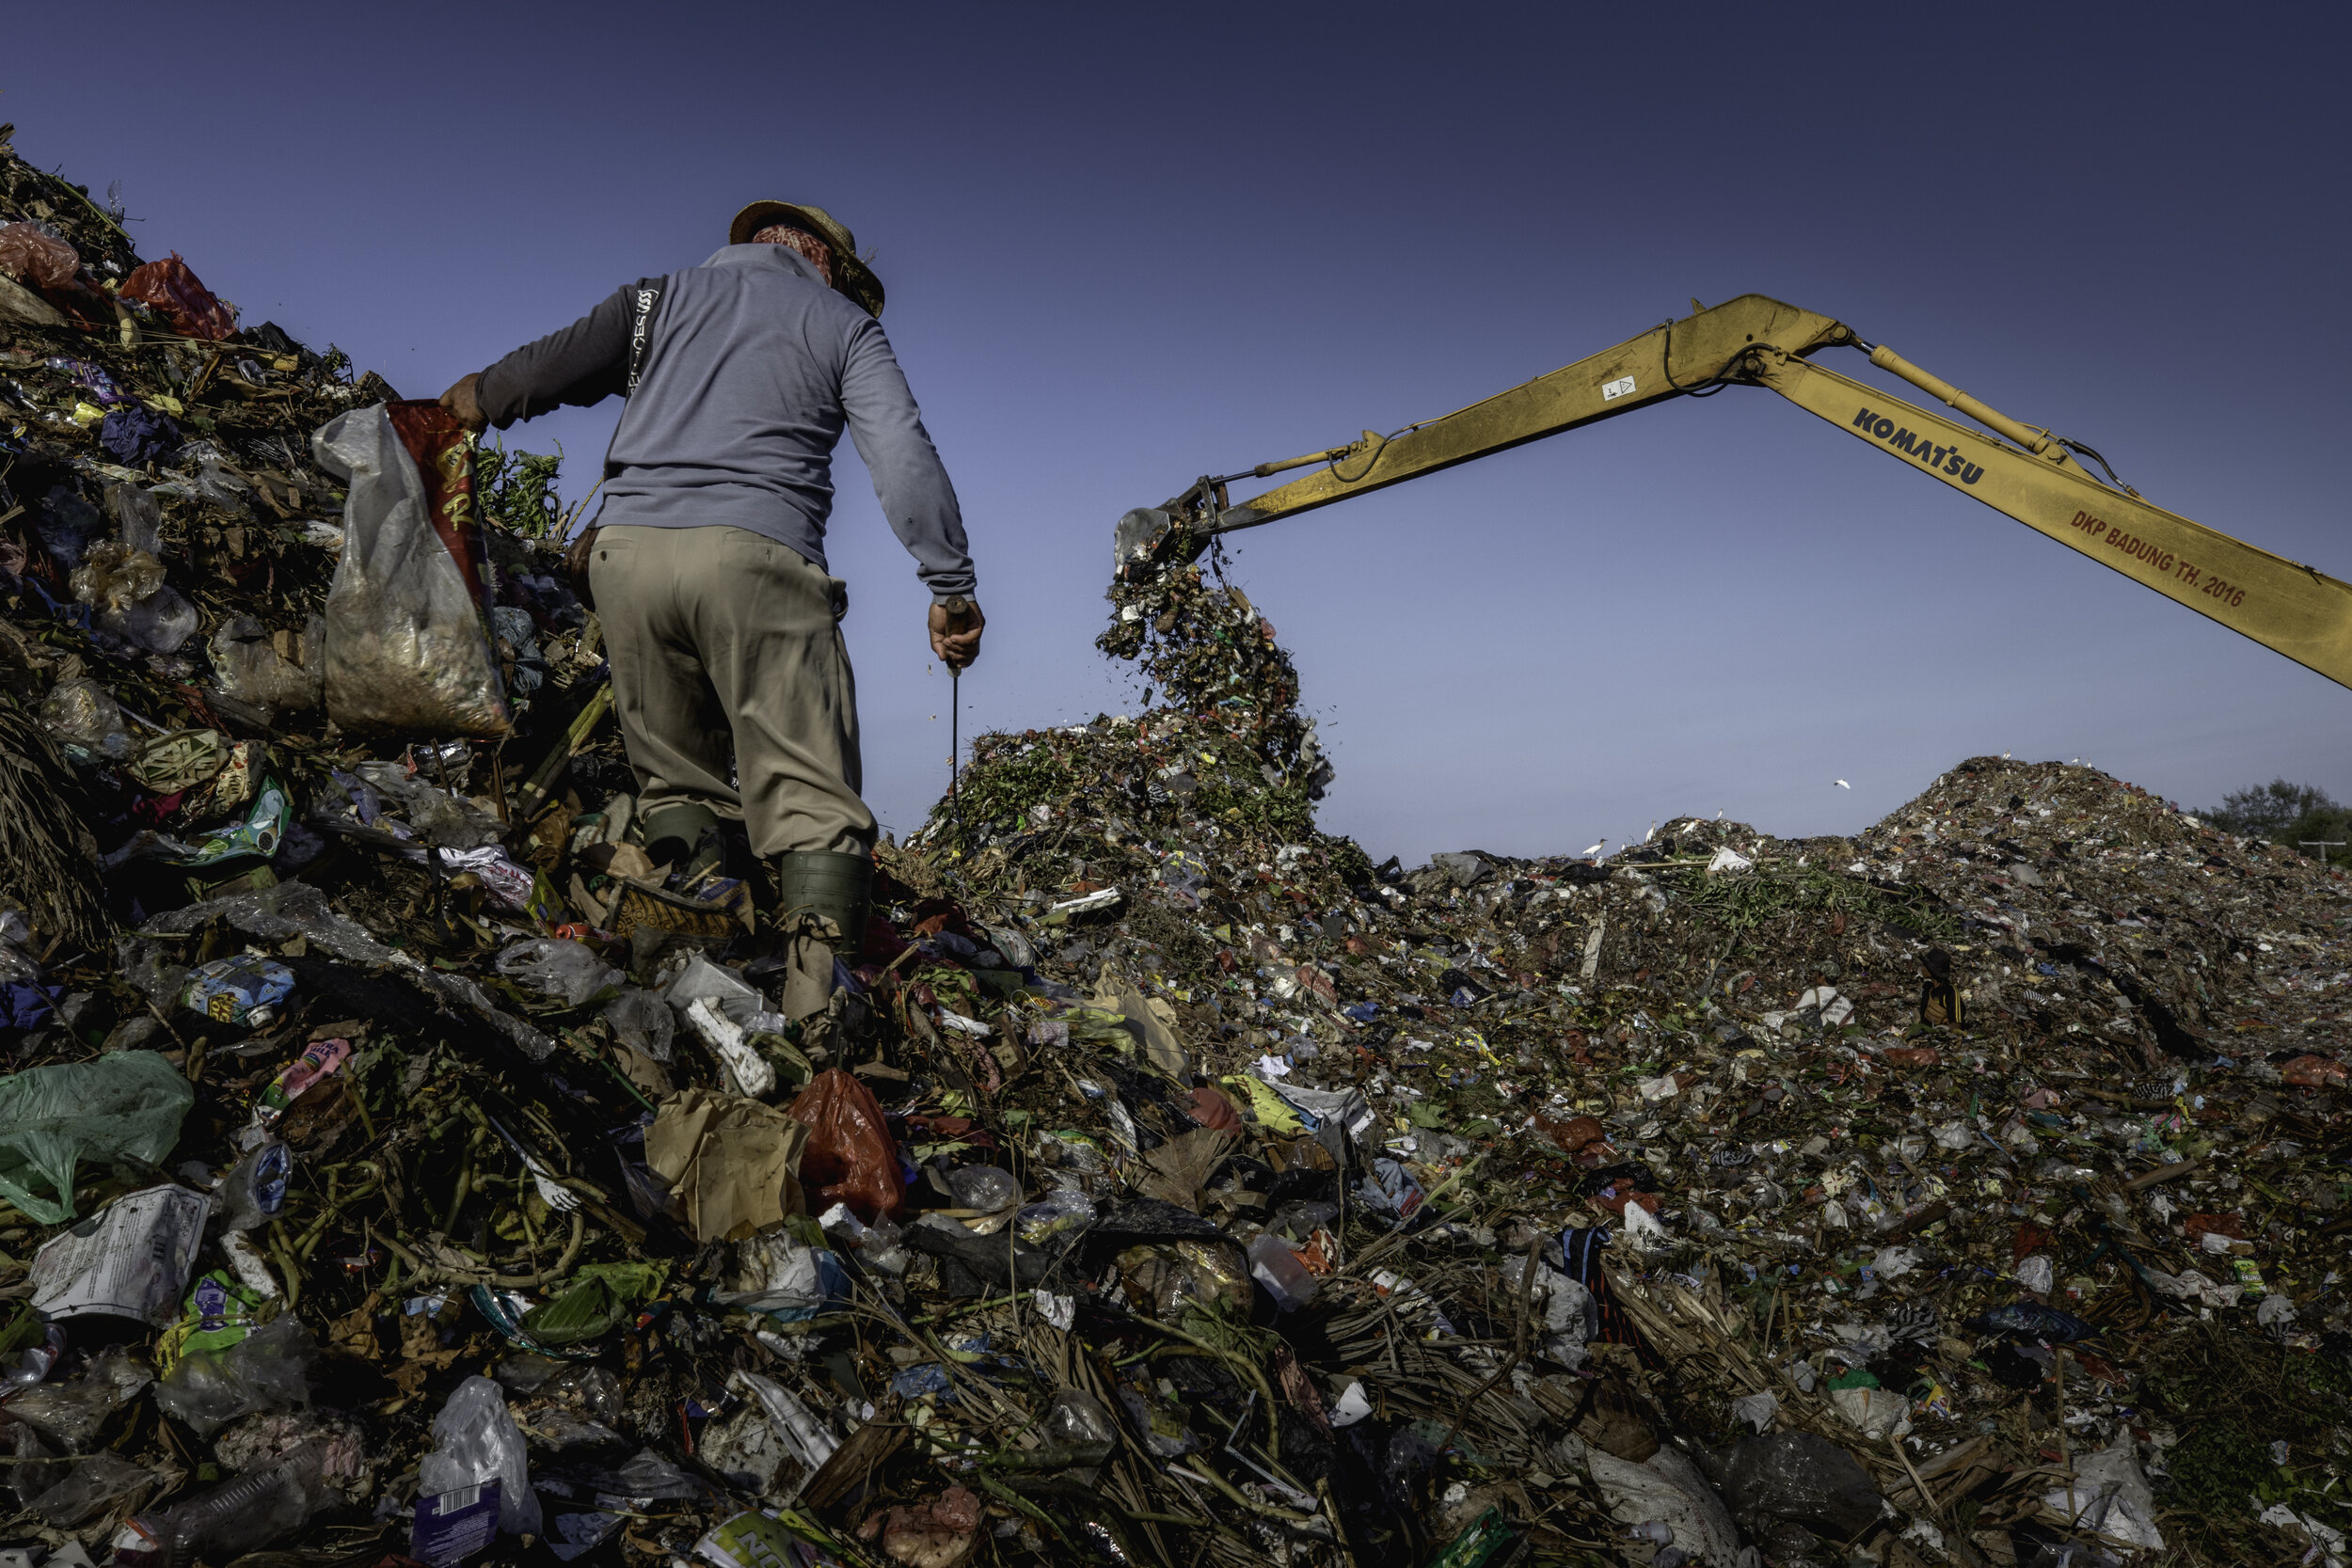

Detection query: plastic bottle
xmin=111 ymin=1446 xmax=326 ymax=1568
xmin=216 ymin=1141 xmax=290 ymax=1232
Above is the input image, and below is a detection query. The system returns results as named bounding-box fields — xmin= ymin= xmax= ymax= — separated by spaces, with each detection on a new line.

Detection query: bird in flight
xmin=1834 ymin=779 xmax=1851 ymax=789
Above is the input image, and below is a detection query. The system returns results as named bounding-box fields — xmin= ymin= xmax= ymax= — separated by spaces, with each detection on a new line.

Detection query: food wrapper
xmin=182 ymin=954 xmax=295 ymax=1026
xmin=126 ymin=728 xmax=227 ymax=797
xmin=694 ymin=1509 xmax=805 ymax=1568
xmin=257 ymin=1037 xmax=351 ymax=1119
xmin=154 ymin=1269 xmax=270 ymax=1372
xmin=179 ymin=772 xmax=289 ymax=865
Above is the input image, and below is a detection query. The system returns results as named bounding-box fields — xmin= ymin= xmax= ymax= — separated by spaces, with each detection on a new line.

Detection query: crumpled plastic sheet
xmin=143 ymin=882 xmax=555 ymax=1059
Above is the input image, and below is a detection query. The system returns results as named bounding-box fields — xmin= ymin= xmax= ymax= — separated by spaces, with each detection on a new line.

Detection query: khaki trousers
xmin=589 ymin=524 xmax=875 ymax=856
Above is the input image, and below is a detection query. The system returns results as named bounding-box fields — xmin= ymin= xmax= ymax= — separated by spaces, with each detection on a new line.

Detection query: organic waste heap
xmin=0 ymin=124 xmax=2344 ymax=1568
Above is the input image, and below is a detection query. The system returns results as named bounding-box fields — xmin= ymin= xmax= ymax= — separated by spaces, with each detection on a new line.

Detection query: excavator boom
xmin=1756 ymin=352 xmax=2352 ymax=688
xmin=1117 ymin=294 xmax=2352 ymax=690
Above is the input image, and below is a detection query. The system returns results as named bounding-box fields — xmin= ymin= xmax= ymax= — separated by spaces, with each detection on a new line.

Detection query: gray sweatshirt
xmin=476 ymin=244 xmax=975 ymax=602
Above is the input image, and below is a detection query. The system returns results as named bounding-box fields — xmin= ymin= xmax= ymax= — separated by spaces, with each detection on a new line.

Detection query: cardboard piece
xmin=644 ymin=1089 xmax=807 ymax=1243
xmin=1089 ymin=975 xmax=1188 ymax=1081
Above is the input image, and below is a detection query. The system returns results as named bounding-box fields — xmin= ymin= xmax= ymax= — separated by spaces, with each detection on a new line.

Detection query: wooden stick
xmin=1890 ymin=1432 xmax=1943 ymax=1520
xmin=2055 ymin=1348 xmax=2075 ymax=1527
xmin=2124 ymin=1158 xmax=2201 ymax=1192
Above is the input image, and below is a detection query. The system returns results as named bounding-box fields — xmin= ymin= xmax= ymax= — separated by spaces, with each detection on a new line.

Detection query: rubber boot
xmin=773 ymin=850 xmax=873 ymax=954
xmin=644 ymin=801 xmax=722 ymax=883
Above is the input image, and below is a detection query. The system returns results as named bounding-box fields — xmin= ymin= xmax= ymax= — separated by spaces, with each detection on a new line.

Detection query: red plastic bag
xmin=0 ymin=223 xmax=81 ymax=290
xmin=1534 ymin=1113 xmax=1606 ymax=1153
xmin=119 ymin=252 xmax=237 ymax=341
xmin=2280 ymin=1053 xmax=2348 ymax=1088
xmin=1184 ymin=1085 xmax=1241 ymax=1132
xmin=787 ymin=1069 xmax=904 ymax=1223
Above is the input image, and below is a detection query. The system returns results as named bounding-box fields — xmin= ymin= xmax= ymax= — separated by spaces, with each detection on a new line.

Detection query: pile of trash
xmin=0 ymin=121 xmax=2344 ymax=1568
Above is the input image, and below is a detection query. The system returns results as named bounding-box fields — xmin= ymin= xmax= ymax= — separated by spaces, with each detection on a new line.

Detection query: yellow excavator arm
xmin=1114 ymin=293 xmax=2352 ymax=690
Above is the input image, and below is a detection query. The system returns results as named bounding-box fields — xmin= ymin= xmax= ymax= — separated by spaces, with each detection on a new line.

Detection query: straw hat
xmin=727 ymin=200 xmax=884 ymax=317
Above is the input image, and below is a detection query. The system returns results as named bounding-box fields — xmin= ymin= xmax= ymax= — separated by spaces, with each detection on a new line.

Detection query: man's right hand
xmin=930 ymin=597 xmax=984 ymax=669
xmin=439 ymin=372 xmax=487 ymax=432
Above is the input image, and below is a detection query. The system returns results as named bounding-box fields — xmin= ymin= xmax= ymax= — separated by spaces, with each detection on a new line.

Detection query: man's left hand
xmin=930 ymin=598 xmax=984 ymax=669
xmin=439 ymin=372 xmax=487 ymax=432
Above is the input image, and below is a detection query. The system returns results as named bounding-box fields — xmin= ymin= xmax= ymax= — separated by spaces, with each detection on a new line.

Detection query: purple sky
xmin=10 ymin=3 xmax=2346 ymax=860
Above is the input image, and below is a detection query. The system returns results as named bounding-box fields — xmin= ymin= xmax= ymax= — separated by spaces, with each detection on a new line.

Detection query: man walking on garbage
xmin=439 ymin=201 xmax=981 ymax=948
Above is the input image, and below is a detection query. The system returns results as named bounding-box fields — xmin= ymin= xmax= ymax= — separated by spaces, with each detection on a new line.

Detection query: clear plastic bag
xmin=211 ymin=1409 xmax=366 ymax=1492
xmin=22 ymin=1449 xmax=158 ymax=1527
xmin=541 ymin=1364 xmax=625 ymax=1422
xmin=173 ymin=441 xmax=253 ymax=515
xmin=102 ymin=586 xmax=199 ymax=656
xmin=1 ymin=1316 xmax=67 ymax=1388
xmin=1118 ymin=1241 xmax=1250 ymax=1320
xmin=153 ymin=1313 xmax=314 ymax=1437
xmin=0 ymin=1052 xmax=194 ymax=1224
xmin=604 ymin=989 xmax=675 ymax=1062
xmin=1014 ymin=1190 xmax=1096 ymax=1247
xmin=946 ymin=1164 xmax=1021 ymax=1212
xmin=70 ymin=541 xmax=165 ymax=609
xmin=417 ymin=1374 xmax=540 ymax=1535
xmin=1041 ymin=1387 xmax=1117 ymax=1464
xmin=72 ymin=539 xmax=199 ymax=656
xmin=105 ymin=482 xmax=164 ymax=555
xmin=117 ymin=939 xmax=190 ymax=1011
xmin=34 ymin=484 xmax=103 ymax=570
xmin=311 ymin=403 xmax=510 ymax=738
xmin=39 ymin=675 xmax=134 ymax=761
xmin=210 ymin=614 xmax=324 ymax=714
xmin=818 ymin=1202 xmax=910 ymax=1275
xmin=351 ymin=760 xmax=502 ymax=848
xmin=662 ymin=953 xmax=764 ymax=1028
xmin=0 ymin=909 xmax=37 ymax=990
xmin=495 ymin=939 xmax=620 ymax=1007
xmin=601 ymin=1446 xmax=707 ymax=1500
xmin=1 ymin=1348 xmax=153 ymax=1450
